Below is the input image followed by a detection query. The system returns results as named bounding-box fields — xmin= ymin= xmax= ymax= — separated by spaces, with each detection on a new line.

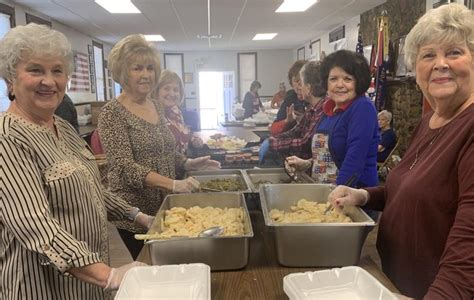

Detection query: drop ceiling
xmin=10 ymin=0 xmax=386 ymax=51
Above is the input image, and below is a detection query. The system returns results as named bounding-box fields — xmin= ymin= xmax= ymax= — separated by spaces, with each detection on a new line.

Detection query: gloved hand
xmin=104 ymin=261 xmax=147 ymax=291
xmin=327 ymin=186 xmax=369 ymax=212
xmin=285 ymin=156 xmax=312 ymax=171
xmin=134 ymin=212 xmax=154 ymax=230
xmin=184 ymin=156 xmax=221 ymax=171
xmin=172 ymin=176 xmax=200 ymax=193
xmin=258 ymin=138 xmax=270 ymax=164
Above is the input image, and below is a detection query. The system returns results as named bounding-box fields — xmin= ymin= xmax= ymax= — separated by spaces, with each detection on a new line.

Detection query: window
xmin=237 ymin=52 xmax=257 ymax=102
xmin=164 ymin=53 xmax=184 ymax=80
xmin=0 ymin=3 xmax=14 ymax=112
xmin=297 ymin=47 xmax=305 ymax=60
xmin=93 ymin=41 xmax=106 ymax=101
xmin=329 ymin=25 xmax=345 ymax=43
xmin=25 ymin=13 xmax=52 ymax=27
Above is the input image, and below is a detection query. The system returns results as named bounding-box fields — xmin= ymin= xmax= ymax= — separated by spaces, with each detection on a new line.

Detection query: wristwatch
xmin=126 ymin=207 xmax=141 ymax=221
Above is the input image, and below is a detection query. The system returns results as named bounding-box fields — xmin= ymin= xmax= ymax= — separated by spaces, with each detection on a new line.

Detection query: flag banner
xmin=374 ymin=15 xmax=389 ymax=110
xmin=69 ymin=51 xmax=90 ymax=92
xmin=375 ymin=62 xmax=387 ymax=110
xmin=356 ymin=30 xmax=363 ymax=55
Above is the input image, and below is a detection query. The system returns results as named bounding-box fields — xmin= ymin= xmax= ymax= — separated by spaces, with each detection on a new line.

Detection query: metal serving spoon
xmin=198 ymin=226 xmax=224 ymax=238
xmin=324 ymin=174 xmax=358 ymax=215
xmin=284 ymin=159 xmax=299 ymax=182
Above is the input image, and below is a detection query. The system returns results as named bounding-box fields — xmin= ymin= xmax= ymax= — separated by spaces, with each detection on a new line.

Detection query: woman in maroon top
xmin=329 ymin=4 xmax=474 ymax=299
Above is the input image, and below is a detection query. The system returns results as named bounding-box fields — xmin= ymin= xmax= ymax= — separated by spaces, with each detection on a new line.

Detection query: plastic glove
xmin=134 ymin=212 xmax=154 ymax=230
xmin=104 ymin=261 xmax=147 ymax=291
xmin=259 ymin=138 xmax=270 ymax=164
xmin=184 ymin=156 xmax=221 ymax=171
xmin=172 ymin=176 xmax=200 ymax=193
xmin=285 ymin=156 xmax=312 ymax=172
xmin=327 ymin=186 xmax=369 ymax=212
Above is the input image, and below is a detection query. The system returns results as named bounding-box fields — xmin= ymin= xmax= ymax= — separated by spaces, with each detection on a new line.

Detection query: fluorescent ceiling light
xmin=144 ymin=35 xmax=165 ymax=42
xmin=253 ymin=33 xmax=278 ymax=40
xmin=275 ymin=0 xmax=317 ymax=13
xmin=95 ymin=0 xmax=141 ymax=14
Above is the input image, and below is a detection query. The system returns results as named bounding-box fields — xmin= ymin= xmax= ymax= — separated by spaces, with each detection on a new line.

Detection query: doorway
xmin=198 ymin=71 xmax=234 ymax=129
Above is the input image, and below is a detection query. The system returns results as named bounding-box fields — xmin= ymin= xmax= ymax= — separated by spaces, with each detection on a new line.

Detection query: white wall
xmin=293 ymin=15 xmax=361 ymax=61
xmin=0 ymin=0 xmax=112 ymax=105
xmin=167 ymin=49 xmax=293 ymax=111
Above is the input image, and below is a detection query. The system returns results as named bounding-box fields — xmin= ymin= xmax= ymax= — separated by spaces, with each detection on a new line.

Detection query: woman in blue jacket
xmin=287 ymin=50 xmax=379 ymax=190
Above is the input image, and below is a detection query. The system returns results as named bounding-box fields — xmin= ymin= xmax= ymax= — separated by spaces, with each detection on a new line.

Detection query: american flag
xmin=69 ymin=51 xmax=90 ymax=92
xmin=356 ymin=30 xmax=363 ymax=54
xmin=374 ymin=16 xmax=388 ymax=110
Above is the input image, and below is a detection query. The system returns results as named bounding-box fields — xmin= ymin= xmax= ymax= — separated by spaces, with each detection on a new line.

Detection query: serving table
xmin=195 ymin=126 xmax=269 ymax=144
xmin=137 ymin=210 xmax=399 ymax=299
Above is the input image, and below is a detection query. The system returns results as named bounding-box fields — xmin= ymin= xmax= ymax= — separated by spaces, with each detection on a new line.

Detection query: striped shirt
xmin=1 ymin=112 xmax=131 ymax=300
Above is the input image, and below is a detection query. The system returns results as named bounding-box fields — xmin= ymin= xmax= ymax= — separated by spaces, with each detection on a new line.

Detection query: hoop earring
xmin=8 ymin=92 xmax=15 ymax=101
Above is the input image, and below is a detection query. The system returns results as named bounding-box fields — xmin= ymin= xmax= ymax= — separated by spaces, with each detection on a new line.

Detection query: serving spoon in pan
xmin=324 ymin=174 xmax=358 ymax=215
xmin=284 ymin=158 xmax=299 ymax=182
xmin=198 ymin=226 xmax=224 ymax=237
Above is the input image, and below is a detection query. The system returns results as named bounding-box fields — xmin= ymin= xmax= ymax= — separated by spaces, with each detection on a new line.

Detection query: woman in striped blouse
xmin=0 ymin=24 xmax=153 ymax=299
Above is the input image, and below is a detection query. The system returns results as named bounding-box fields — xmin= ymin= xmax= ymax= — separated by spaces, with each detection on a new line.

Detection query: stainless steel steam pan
xmin=145 ymin=192 xmax=254 ymax=271
xmin=259 ymin=184 xmax=375 ymax=267
xmin=186 ymin=169 xmax=252 ymax=193
xmin=243 ymin=168 xmax=315 ymax=192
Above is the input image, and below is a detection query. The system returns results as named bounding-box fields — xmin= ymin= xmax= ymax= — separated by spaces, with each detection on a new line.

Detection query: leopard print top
xmin=98 ymin=99 xmax=186 ymax=232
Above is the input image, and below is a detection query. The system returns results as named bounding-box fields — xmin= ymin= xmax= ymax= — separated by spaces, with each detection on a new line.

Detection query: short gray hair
xmin=378 ymin=110 xmax=392 ymax=123
xmin=0 ymin=23 xmax=73 ymax=83
xmin=404 ymin=3 xmax=474 ymax=70
xmin=108 ymin=34 xmax=161 ymax=91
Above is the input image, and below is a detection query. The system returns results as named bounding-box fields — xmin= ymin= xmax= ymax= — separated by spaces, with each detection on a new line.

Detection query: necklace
xmin=409 ymin=127 xmax=445 ymax=170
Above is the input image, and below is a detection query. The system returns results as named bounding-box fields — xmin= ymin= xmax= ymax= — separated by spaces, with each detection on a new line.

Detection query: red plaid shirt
xmin=269 ymin=98 xmax=326 ymax=159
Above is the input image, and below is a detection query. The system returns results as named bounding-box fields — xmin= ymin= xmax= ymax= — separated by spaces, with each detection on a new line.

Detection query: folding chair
xmin=378 ymin=141 xmax=399 ymax=178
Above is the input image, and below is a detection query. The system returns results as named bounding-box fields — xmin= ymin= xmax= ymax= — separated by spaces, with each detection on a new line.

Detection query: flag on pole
xmin=356 ymin=30 xmax=363 ymax=55
xmin=374 ymin=15 xmax=389 ymax=111
xmin=69 ymin=51 xmax=90 ymax=92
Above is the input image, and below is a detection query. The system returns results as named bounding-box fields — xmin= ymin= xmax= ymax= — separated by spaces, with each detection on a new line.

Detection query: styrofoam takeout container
xmin=115 ymin=263 xmax=210 ymax=300
xmin=283 ymin=266 xmax=396 ymax=300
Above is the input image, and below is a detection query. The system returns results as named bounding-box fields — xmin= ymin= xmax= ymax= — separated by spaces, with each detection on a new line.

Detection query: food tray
xmin=243 ymin=168 xmax=315 ymax=192
xmin=284 ymin=266 xmax=396 ymax=300
xmin=259 ymin=184 xmax=375 ymax=267
xmin=186 ymin=169 xmax=252 ymax=193
xmin=145 ymin=192 xmax=254 ymax=270
xmin=115 ymin=264 xmax=210 ymax=300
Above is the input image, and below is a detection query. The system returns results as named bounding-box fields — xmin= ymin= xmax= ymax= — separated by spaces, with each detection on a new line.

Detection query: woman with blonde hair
xmin=329 ymin=3 xmax=474 ymax=297
xmin=154 ymin=70 xmax=203 ymax=155
xmin=99 ymin=35 xmax=219 ymax=259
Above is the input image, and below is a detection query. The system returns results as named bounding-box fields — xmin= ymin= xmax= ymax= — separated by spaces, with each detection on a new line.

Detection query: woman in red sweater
xmin=329 ymin=4 xmax=474 ymax=298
